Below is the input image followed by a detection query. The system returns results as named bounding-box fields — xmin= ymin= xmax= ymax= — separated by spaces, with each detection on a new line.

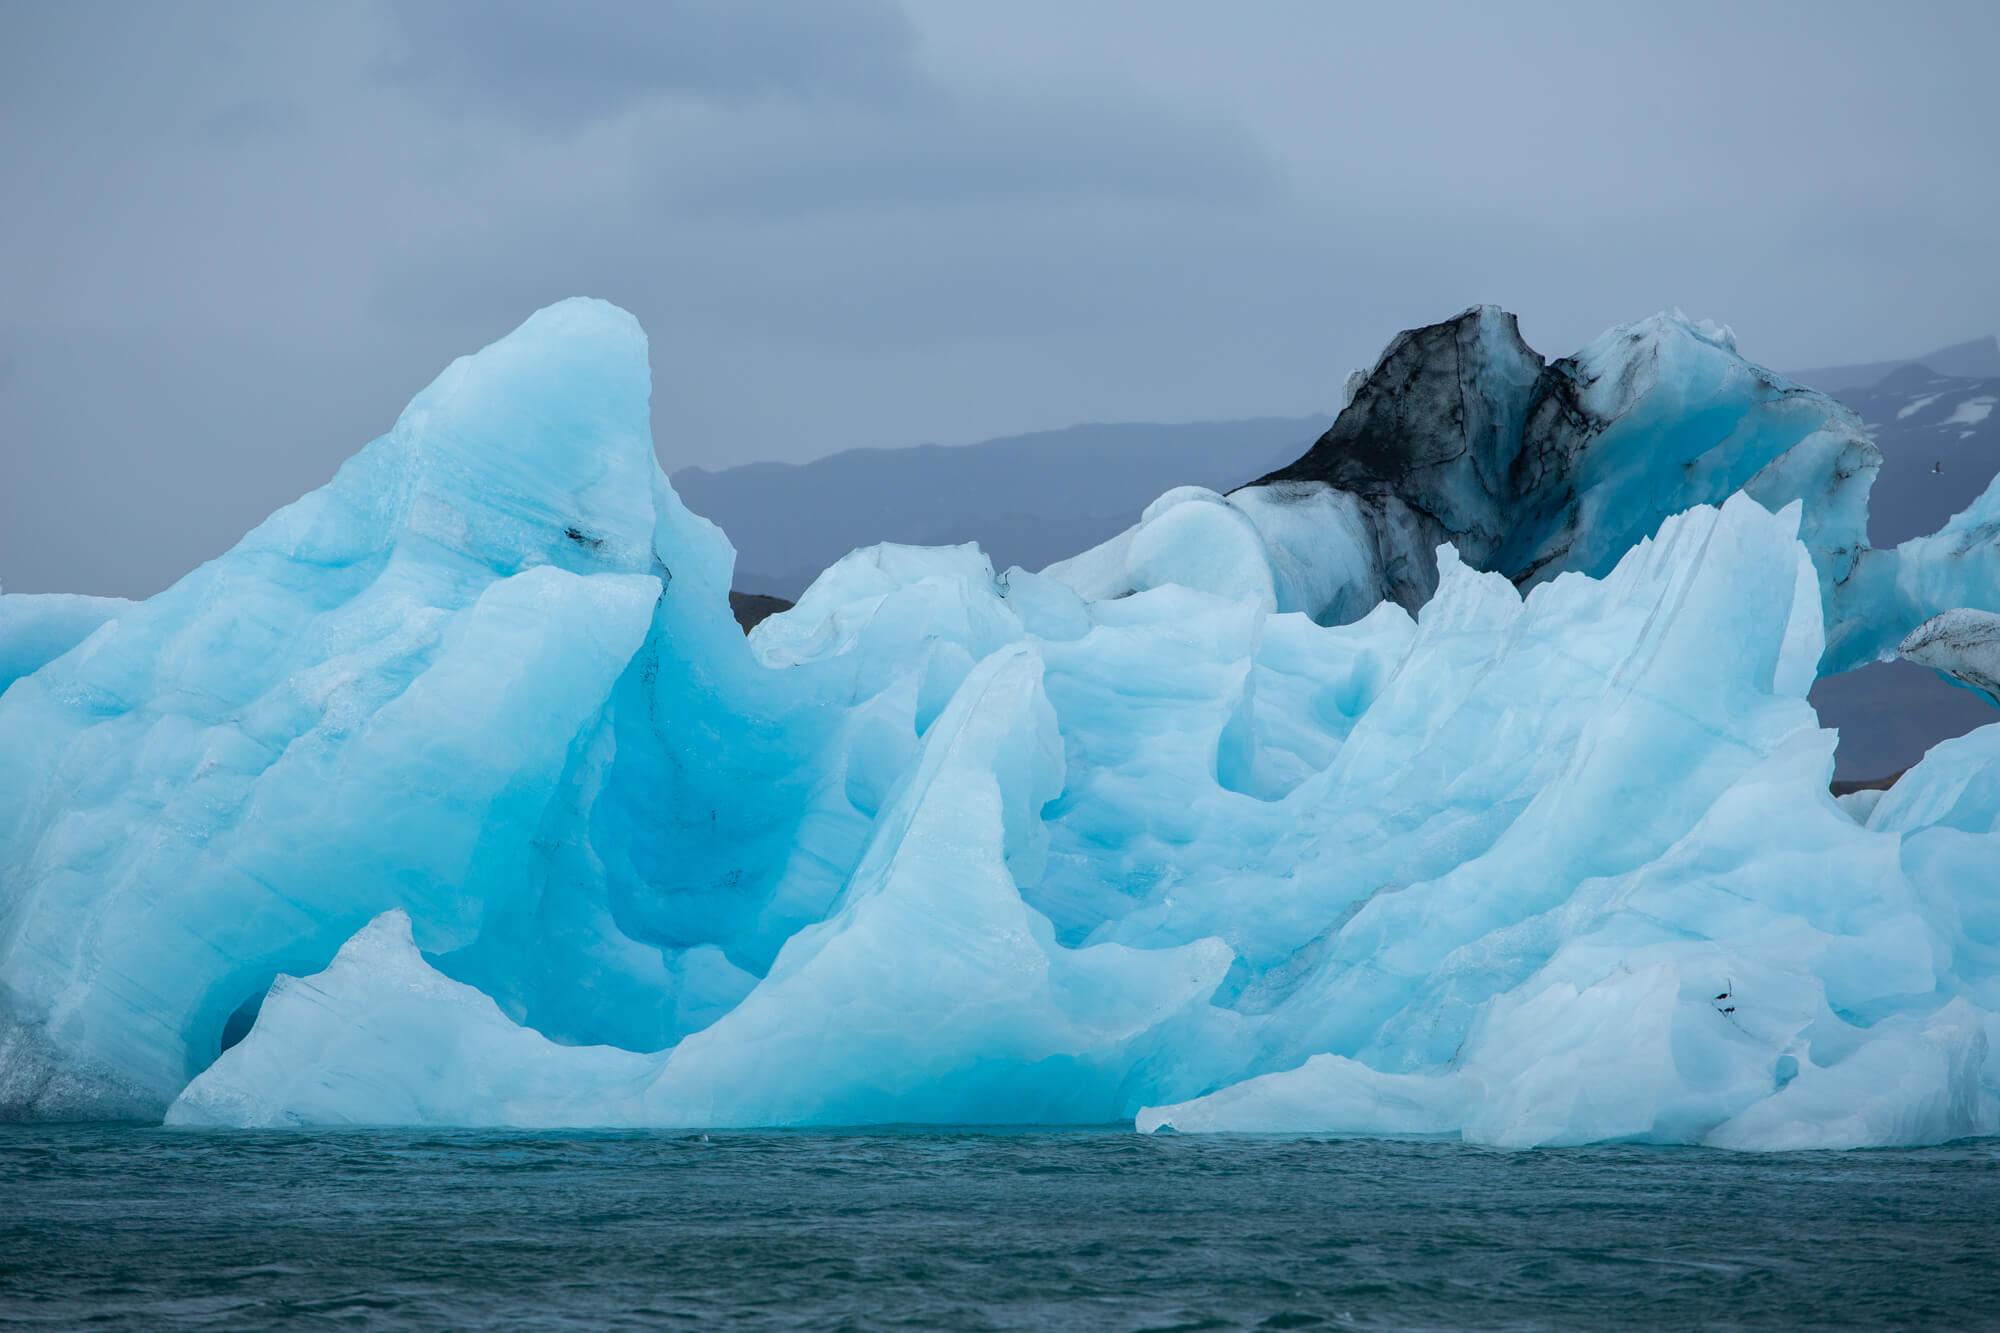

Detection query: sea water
xmin=3 ymin=1127 xmax=1996 ymax=1330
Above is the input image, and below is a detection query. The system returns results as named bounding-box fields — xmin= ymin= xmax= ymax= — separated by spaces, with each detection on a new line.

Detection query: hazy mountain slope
xmin=672 ymin=416 xmax=1331 ymax=598
xmin=1784 ymin=334 xmax=1999 ymax=395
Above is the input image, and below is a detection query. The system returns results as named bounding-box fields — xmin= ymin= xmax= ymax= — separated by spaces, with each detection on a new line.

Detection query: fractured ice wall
xmin=6 ymin=298 xmax=2000 ymax=1148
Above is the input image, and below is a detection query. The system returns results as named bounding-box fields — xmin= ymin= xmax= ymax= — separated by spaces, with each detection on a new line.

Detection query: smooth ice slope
xmin=10 ymin=299 xmax=2000 ymax=1148
xmin=0 ymin=593 xmax=132 ymax=696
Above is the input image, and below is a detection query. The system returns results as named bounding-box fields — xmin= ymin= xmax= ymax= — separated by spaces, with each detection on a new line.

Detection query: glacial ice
xmin=1899 ymin=609 xmax=2000 ymax=708
xmin=0 ymin=592 xmax=131 ymax=696
xmin=7 ymin=298 xmax=2000 ymax=1149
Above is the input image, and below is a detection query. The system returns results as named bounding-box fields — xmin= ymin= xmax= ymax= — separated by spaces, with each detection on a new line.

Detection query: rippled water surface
xmin=4 ymin=1126 xmax=1998 ymax=1330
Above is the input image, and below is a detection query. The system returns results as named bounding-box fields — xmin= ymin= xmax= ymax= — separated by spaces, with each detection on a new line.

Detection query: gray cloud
xmin=644 ymin=95 xmax=1279 ymax=219
xmin=197 ymin=99 xmax=311 ymax=146
xmin=2 ymin=0 xmax=1997 ymax=599
xmin=380 ymin=0 xmax=923 ymax=128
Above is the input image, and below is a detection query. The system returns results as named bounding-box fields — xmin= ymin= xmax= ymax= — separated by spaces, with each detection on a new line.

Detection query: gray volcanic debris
xmin=1223 ymin=305 xmax=1880 ymax=626
xmin=1252 ymin=307 xmax=1555 ymax=610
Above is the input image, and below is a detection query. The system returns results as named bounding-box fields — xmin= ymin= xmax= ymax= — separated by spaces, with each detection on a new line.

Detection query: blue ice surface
xmin=3 ymin=299 xmax=1998 ymax=1148
xmin=0 ymin=592 xmax=130 ymax=696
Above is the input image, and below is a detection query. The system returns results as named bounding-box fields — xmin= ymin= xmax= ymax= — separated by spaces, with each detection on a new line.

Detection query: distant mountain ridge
xmin=673 ymin=415 xmax=1332 ymax=599
xmin=1784 ymin=334 xmax=1999 ymax=395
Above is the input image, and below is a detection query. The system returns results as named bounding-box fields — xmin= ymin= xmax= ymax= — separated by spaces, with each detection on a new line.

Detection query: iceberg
xmin=7 ymin=298 xmax=2000 ymax=1148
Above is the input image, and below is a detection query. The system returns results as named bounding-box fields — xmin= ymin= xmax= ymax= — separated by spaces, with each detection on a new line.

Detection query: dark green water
xmin=3 ymin=1127 xmax=1997 ymax=1331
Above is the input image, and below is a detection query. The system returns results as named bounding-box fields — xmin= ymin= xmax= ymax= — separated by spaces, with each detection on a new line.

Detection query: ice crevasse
xmin=2 ymin=298 xmax=1998 ymax=1149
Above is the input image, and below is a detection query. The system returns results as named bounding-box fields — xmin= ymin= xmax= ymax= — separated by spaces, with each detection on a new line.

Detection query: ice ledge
xmin=1899 ymin=608 xmax=2000 ymax=708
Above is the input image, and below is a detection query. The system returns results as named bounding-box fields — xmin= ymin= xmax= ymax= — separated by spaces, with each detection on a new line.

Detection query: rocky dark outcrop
xmin=727 ymin=590 xmax=793 ymax=633
xmin=1242 ymin=305 xmax=1878 ymax=624
xmin=1830 ymin=769 xmax=1906 ymax=797
xmin=1256 ymin=308 xmax=1546 ymax=517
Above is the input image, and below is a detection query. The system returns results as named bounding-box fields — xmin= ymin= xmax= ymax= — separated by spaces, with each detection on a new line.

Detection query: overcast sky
xmin=3 ymin=0 xmax=1996 ymax=597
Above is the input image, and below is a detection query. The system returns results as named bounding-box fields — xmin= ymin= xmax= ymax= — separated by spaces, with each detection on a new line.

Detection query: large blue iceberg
xmin=4 ymin=299 xmax=1999 ymax=1149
